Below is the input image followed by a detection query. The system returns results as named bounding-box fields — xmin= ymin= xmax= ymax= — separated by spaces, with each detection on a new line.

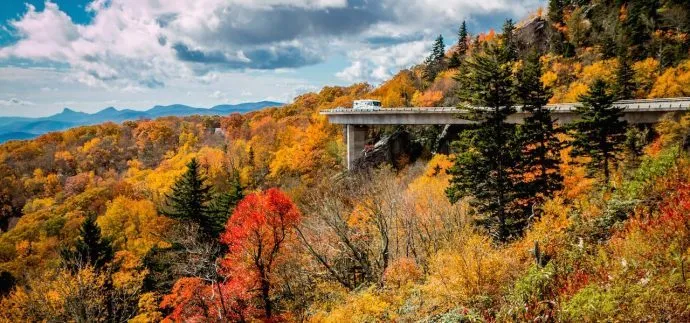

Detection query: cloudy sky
xmin=0 ymin=0 xmax=543 ymax=117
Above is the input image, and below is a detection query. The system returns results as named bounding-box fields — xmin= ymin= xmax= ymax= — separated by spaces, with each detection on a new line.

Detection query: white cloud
xmin=0 ymin=0 xmax=545 ymax=113
xmin=335 ymin=0 xmax=544 ymax=82
xmin=210 ymin=90 xmax=224 ymax=99
xmin=1 ymin=1 xmax=179 ymax=90
xmin=0 ymin=66 xmax=313 ymax=117
xmin=0 ymin=98 xmax=35 ymax=106
xmin=337 ymin=40 xmax=428 ymax=83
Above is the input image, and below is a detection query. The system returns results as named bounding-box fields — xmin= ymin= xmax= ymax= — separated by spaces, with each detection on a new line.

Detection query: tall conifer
xmin=60 ymin=215 xmax=114 ymax=272
xmin=209 ymin=170 xmax=244 ymax=234
xmin=570 ymin=79 xmax=628 ymax=182
xmin=615 ymin=53 xmax=635 ymax=100
xmin=547 ymin=0 xmax=567 ymax=55
xmin=449 ymin=21 xmax=469 ymax=68
xmin=457 ymin=21 xmax=469 ymax=56
xmin=162 ymin=158 xmax=221 ymax=237
xmin=516 ymin=51 xmax=563 ymax=209
xmin=501 ymin=19 xmax=518 ymax=62
xmin=423 ymin=35 xmax=446 ymax=82
xmin=447 ymin=21 xmax=524 ymax=241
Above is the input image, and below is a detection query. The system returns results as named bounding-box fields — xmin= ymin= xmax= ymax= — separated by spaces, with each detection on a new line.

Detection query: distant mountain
xmin=20 ymin=120 xmax=76 ymax=134
xmin=0 ymin=132 xmax=36 ymax=143
xmin=146 ymin=104 xmax=204 ymax=118
xmin=211 ymin=101 xmax=280 ymax=113
xmin=0 ymin=101 xmax=283 ymax=143
xmin=48 ymin=108 xmax=91 ymax=123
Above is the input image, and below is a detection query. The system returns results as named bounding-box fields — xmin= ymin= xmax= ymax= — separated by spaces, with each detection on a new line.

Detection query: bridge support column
xmin=346 ymin=124 xmax=368 ymax=170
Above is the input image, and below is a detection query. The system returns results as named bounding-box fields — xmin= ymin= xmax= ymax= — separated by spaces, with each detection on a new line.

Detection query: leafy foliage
xmin=60 ymin=215 xmax=114 ymax=272
xmin=1 ymin=2 xmax=690 ymax=321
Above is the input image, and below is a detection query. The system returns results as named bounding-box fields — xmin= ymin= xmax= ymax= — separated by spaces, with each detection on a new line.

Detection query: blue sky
xmin=0 ymin=0 xmax=544 ymax=117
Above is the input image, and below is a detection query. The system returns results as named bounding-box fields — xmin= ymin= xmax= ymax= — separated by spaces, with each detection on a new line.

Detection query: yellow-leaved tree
xmin=411 ymin=90 xmax=444 ymax=107
xmin=632 ymin=58 xmax=660 ymax=98
xmin=269 ymin=114 xmax=342 ymax=181
xmin=649 ymin=60 xmax=690 ymax=98
xmin=370 ymin=70 xmax=417 ymax=107
xmin=560 ymin=59 xmax=618 ymax=102
xmin=97 ymin=197 xmax=172 ymax=258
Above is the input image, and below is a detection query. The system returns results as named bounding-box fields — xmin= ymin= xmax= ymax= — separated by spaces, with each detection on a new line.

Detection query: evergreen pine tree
xmin=161 ymin=158 xmax=219 ymax=237
xmin=516 ymin=51 xmax=563 ymax=209
xmin=623 ymin=126 xmax=648 ymax=167
xmin=448 ymin=52 xmax=462 ymax=69
xmin=449 ymin=21 xmax=469 ymax=68
xmin=623 ymin=1 xmax=654 ymax=60
xmin=432 ymin=34 xmax=446 ymax=62
xmin=600 ymin=32 xmax=619 ymax=59
xmin=446 ymin=37 xmax=523 ymax=242
xmin=423 ymin=35 xmax=446 ymax=82
xmin=501 ymin=19 xmax=518 ymax=62
xmin=548 ymin=0 xmax=564 ymax=25
xmin=60 ymin=214 xmax=114 ymax=272
xmin=457 ymin=21 xmax=469 ymax=56
xmin=615 ymin=53 xmax=635 ymax=100
xmin=547 ymin=0 xmax=566 ymax=55
xmin=209 ymin=170 xmax=244 ymax=235
xmin=147 ymin=159 xmax=232 ymax=294
xmin=570 ymin=79 xmax=628 ymax=182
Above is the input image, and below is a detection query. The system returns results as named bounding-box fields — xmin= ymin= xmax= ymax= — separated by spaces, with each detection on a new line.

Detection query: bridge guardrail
xmin=322 ymin=98 xmax=690 ymax=114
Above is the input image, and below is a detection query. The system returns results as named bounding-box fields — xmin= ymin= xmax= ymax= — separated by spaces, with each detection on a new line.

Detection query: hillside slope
xmin=1 ymin=1 xmax=690 ymax=321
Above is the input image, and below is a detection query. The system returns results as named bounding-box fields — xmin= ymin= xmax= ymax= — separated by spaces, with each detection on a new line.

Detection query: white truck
xmin=353 ymin=99 xmax=382 ymax=109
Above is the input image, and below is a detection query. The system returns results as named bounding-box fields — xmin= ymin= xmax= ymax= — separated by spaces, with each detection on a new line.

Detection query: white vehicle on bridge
xmin=353 ymin=99 xmax=382 ymax=110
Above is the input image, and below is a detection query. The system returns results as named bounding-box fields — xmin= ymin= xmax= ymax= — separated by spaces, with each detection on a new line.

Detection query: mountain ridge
xmin=0 ymin=101 xmax=283 ymax=143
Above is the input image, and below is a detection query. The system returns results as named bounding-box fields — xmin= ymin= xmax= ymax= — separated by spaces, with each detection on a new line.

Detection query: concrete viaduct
xmin=319 ymin=98 xmax=690 ymax=170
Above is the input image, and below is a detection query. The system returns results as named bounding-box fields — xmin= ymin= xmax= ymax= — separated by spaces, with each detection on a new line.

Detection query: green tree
xmin=547 ymin=0 xmax=569 ymax=56
xmin=161 ymin=158 xmax=220 ymax=237
xmin=516 ymin=51 xmax=563 ymax=209
xmin=447 ymin=38 xmax=523 ymax=242
xmin=457 ymin=21 xmax=469 ymax=56
xmin=615 ymin=54 xmax=635 ymax=100
xmin=450 ymin=21 xmax=470 ymax=68
xmin=423 ymin=35 xmax=446 ymax=82
xmin=622 ymin=125 xmax=650 ymax=170
xmin=622 ymin=0 xmax=658 ymax=59
xmin=548 ymin=0 xmax=564 ymax=26
xmin=60 ymin=215 xmax=114 ymax=272
xmin=145 ymin=165 xmax=239 ymax=296
xmin=209 ymin=170 xmax=244 ymax=228
xmin=501 ymin=19 xmax=518 ymax=62
xmin=570 ymin=79 xmax=628 ymax=182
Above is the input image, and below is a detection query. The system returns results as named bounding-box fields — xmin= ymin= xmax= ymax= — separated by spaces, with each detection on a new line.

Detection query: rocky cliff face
xmin=353 ymin=129 xmax=421 ymax=170
xmin=351 ymin=124 xmax=474 ymax=170
xmin=516 ymin=16 xmax=549 ymax=55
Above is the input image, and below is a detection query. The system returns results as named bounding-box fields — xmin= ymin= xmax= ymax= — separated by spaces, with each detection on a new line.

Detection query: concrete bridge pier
xmin=346 ymin=124 xmax=368 ymax=170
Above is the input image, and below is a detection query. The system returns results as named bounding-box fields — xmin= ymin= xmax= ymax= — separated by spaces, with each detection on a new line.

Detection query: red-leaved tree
xmin=161 ymin=188 xmax=301 ymax=322
xmin=221 ymin=188 xmax=301 ymax=320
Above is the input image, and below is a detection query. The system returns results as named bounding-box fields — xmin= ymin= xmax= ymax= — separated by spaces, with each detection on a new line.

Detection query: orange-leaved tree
xmin=221 ymin=188 xmax=301 ymax=320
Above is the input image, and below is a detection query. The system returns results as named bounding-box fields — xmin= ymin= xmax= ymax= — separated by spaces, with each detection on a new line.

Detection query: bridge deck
xmin=320 ymin=97 xmax=690 ymax=125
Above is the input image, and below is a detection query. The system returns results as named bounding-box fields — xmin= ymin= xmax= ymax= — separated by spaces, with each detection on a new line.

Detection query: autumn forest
xmin=2 ymin=0 xmax=690 ymax=321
